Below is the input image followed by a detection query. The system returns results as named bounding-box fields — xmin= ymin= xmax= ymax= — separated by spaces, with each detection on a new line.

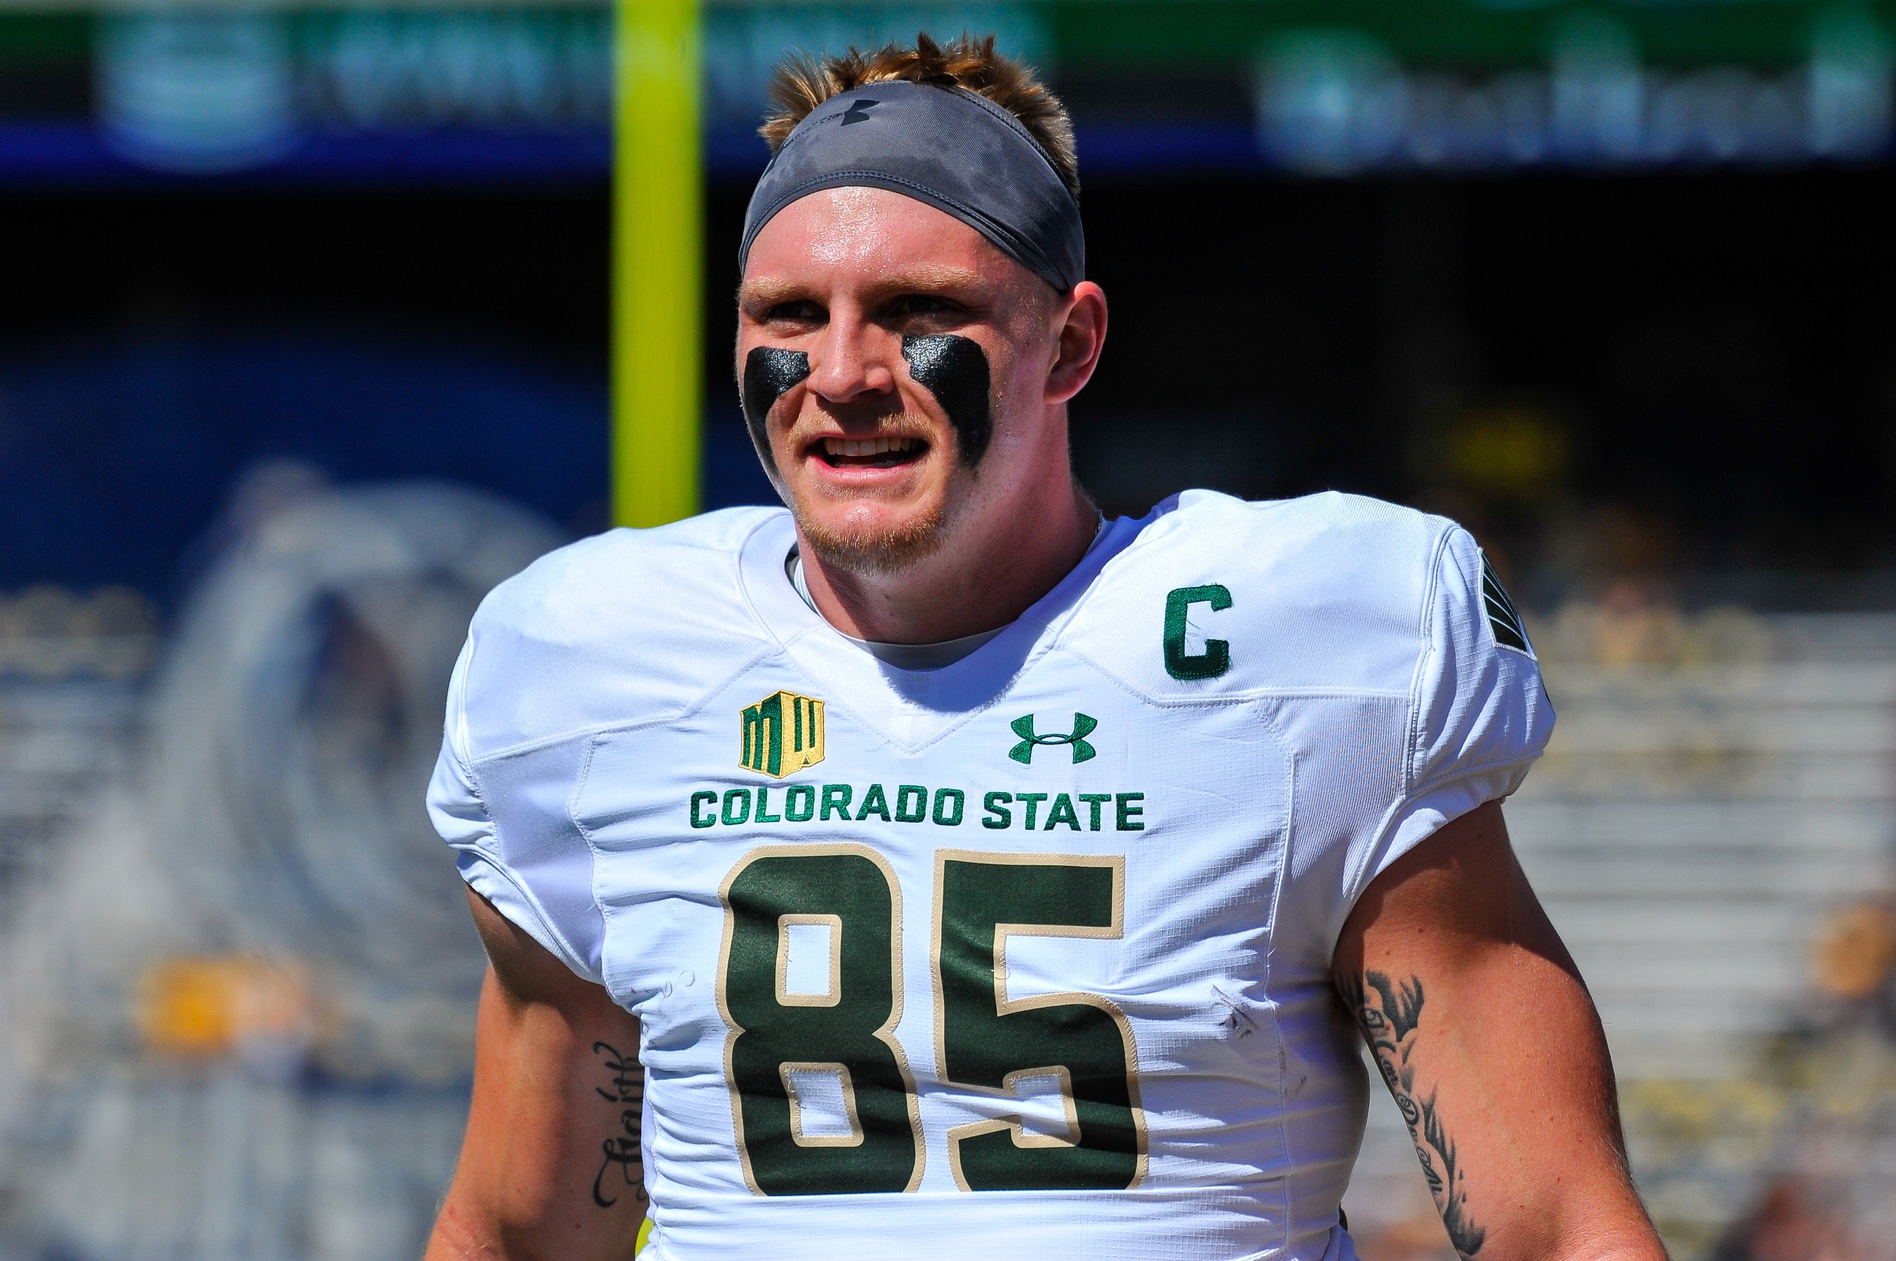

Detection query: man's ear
xmin=1046 ymin=281 xmax=1108 ymax=404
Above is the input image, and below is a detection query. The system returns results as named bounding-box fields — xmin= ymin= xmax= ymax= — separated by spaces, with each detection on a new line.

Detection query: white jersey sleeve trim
xmin=456 ymin=848 xmax=600 ymax=983
xmin=1361 ymin=756 xmax=1539 ymax=899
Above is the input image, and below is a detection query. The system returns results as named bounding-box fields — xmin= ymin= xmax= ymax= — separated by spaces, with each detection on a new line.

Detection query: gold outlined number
xmin=718 ymin=846 xmax=1145 ymax=1196
xmin=717 ymin=846 xmax=923 ymax=1196
xmin=933 ymin=852 xmax=1145 ymax=1190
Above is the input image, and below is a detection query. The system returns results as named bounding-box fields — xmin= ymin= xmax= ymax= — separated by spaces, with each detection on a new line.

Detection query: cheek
xmin=985 ymin=351 xmax=1058 ymax=449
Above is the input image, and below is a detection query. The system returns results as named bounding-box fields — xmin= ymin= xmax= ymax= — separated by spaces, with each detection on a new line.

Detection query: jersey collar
xmin=735 ymin=509 xmax=1142 ymax=748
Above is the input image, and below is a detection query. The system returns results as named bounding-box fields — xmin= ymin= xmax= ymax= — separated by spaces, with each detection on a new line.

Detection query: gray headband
xmin=739 ymin=80 xmax=1084 ymax=293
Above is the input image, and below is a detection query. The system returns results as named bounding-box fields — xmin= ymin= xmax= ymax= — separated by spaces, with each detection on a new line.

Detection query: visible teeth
xmin=823 ymin=436 xmax=919 ymax=457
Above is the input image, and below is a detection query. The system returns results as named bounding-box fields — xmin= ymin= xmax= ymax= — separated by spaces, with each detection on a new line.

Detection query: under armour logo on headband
xmin=840 ymin=98 xmax=879 ymax=126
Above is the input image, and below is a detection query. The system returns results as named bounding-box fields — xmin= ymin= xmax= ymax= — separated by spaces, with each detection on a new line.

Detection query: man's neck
xmin=795 ymin=486 xmax=1100 ymax=645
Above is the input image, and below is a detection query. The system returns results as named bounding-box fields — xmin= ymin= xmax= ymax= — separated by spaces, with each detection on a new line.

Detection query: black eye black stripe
xmin=741 ymin=347 xmax=811 ymax=472
xmin=900 ymin=334 xmax=992 ymax=465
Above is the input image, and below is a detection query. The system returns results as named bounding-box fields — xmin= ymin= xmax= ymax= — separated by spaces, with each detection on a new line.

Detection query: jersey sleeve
xmin=1340 ymin=525 xmax=1555 ymax=923
xmin=427 ymin=634 xmax=608 ymax=986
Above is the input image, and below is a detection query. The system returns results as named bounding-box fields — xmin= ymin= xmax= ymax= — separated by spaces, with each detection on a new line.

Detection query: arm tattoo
xmin=1341 ymin=972 xmax=1487 ymax=1258
xmin=590 ymin=1041 xmax=649 ymax=1210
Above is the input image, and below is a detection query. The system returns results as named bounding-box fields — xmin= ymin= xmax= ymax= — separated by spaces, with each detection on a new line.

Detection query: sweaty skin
xmin=742 ymin=347 xmax=813 ymax=472
xmin=900 ymin=335 xmax=992 ymax=464
xmin=732 ymin=186 xmax=1106 ymax=644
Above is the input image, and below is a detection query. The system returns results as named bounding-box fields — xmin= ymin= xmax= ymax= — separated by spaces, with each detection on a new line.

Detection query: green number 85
xmin=717 ymin=844 xmax=1145 ymax=1197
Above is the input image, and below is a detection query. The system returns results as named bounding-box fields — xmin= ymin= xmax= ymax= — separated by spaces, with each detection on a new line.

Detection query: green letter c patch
xmin=1163 ymin=584 xmax=1233 ymax=680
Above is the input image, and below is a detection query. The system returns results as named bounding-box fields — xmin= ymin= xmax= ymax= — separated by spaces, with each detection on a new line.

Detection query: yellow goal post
xmin=613 ymin=0 xmax=703 ymax=528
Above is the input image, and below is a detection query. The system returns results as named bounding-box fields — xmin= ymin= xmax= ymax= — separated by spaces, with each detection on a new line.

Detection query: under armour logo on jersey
xmin=1481 ymin=554 xmax=1532 ymax=656
xmin=1009 ymin=713 xmax=1098 ymax=765
xmin=840 ymin=98 xmax=880 ymax=126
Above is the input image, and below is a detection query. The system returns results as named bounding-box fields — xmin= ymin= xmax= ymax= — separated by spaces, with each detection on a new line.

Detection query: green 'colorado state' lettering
xmin=821 ymin=784 xmax=853 ymax=821
xmin=932 ymin=788 xmax=965 ymax=826
xmin=895 ymin=784 xmax=928 ymax=823
xmin=686 ymin=785 xmax=1150 ymax=832
xmin=785 ymin=784 xmax=816 ymax=822
xmin=856 ymin=783 xmax=892 ymax=822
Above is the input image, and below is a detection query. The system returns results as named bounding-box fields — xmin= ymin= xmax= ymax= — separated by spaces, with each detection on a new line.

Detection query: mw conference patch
xmin=741 ymin=689 xmax=826 ymax=778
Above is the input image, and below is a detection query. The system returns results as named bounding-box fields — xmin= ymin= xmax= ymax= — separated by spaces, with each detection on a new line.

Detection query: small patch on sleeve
xmin=1480 ymin=554 xmax=1532 ymax=655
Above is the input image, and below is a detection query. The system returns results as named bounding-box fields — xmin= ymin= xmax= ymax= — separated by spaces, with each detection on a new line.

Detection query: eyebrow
xmin=739 ymin=265 xmax=994 ymax=307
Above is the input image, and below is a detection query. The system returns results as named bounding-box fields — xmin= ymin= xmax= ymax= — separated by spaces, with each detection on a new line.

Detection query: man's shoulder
xmin=475 ymin=505 xmax=781 ymax=624
xmin=1068 ymin=490 xmax=1461 ymax=696
xmin=456 ymin=506 xmax=787 ymax=757
xmin=1145 ymin=487 xmax=1452 ymax=562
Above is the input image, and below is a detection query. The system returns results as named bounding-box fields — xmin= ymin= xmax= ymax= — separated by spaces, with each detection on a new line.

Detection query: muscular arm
xmin=426 ymin=888 xmax=647 ymax=1261
xmin=1333 ymin=802 xmax=1667 ymax=1261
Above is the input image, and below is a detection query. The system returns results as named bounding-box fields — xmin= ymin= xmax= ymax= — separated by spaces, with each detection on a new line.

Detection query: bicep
xmin=426 ymin=888 xmax=646 ymax=1261
xmin=1332 ymin=802 xmax=1663 ymax=1261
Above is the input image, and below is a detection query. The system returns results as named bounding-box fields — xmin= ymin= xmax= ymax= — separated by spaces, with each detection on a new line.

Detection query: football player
xmin=424 ymin=34 xmax=1667 ymax=1261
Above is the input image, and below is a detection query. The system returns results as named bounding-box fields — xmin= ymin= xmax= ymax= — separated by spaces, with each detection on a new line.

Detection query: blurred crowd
xmin=0 ymin=470 xmax=556 ymax=1260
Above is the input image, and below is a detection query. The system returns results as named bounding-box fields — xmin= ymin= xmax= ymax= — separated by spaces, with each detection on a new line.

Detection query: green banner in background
xmin=0 ymin=3 xmax=1888 ymax=181
xmin=1038 ymin=0 xmax=1895 ymax=69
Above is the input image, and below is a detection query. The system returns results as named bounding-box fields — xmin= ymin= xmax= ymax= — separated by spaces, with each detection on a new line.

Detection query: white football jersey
xmin=428 ymin=489 xmax=1552 ymax=1261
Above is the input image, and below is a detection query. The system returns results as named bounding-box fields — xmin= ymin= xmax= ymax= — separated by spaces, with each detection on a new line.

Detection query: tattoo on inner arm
xmin=590 ymin=1041 xmax=649 ymax=1211
xmin=1341 ymin=972 xmax=1487 ymax=1258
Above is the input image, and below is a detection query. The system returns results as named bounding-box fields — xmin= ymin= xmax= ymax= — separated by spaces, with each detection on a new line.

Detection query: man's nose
xmin=807 ymin=317 xmax=899 ymax=405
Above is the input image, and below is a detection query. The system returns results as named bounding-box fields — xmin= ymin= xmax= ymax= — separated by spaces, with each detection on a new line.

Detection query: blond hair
xmin=759 ymin=32 xmax=1079 ymax=199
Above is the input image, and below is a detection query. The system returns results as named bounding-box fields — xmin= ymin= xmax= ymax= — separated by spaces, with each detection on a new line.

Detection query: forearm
xmin=1336 ymin=805 xmax=1667 ymax=1261
xmin=1343 ymin=950 xmax=1657 ymax=1259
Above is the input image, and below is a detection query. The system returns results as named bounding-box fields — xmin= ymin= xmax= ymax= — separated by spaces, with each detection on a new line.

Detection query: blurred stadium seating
xmin=0 ymin=479 xmax=556 ymax=1259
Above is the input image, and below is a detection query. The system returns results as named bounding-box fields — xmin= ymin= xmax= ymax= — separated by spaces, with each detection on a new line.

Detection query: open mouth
xmin=813 ymin=436 xmax=928 ymax=470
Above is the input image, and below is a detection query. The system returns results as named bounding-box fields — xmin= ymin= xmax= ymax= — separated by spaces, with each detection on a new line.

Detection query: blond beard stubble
xmin=795 ymin=492 xmax=949 ymax=575
xmin=779 ymin=412 xmax=971 ymax=575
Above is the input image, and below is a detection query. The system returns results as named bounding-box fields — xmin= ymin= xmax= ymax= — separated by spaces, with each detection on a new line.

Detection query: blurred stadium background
xmin=0 ymin=0 xmax=1893 ymax=1257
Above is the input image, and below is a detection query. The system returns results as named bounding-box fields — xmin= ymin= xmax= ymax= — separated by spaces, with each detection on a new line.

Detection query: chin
xmin=796 ymin=500 xmax=948 ymax=576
